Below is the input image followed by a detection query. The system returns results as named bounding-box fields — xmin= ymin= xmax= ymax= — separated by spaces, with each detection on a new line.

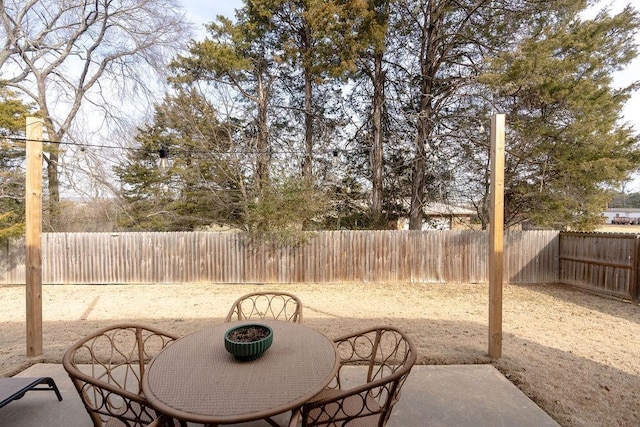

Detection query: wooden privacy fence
xmin=559 ymin=232 xmax=640 ymax=302
xmin=0 ymin=230 xmax=559 ymax=285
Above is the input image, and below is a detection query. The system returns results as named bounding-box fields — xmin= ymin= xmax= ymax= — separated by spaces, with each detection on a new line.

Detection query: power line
xmin=3 ymin=135 xmax=366 ymax=157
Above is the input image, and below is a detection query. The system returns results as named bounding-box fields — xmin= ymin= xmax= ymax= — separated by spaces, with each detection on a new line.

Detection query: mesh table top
xmin=142 ymin=320 xmax=339 ymax=424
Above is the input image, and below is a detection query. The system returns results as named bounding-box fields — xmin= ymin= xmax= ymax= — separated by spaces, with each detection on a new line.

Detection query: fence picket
xmin=1 ymin=230 xmax=561 ymax=285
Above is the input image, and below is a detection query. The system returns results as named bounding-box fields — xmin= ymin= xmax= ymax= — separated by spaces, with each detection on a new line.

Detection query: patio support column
xmin=25 ymin=117 xmax=44 ymax=357
xmin=489 ymin=114 xmax=505 ymax=359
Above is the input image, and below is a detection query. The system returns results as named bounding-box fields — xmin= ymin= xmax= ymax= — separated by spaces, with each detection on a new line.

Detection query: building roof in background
xmin=605 ymin=208 xmax=640 ymax=213
xmin=423 ymin=203 xmax=476 ymax=216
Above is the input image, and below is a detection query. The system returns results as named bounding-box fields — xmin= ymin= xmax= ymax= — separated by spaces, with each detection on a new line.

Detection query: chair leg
xmin=0 ymin=377 xmax=63 ymax=409
xmin=264 ymin=418 xmax=282 ymax=427
xmin=41 ymin=377 xmax=63 ymax=401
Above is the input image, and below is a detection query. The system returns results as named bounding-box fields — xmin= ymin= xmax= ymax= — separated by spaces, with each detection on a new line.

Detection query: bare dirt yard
xmin=1 ymin=282 xmax=639 ymax=426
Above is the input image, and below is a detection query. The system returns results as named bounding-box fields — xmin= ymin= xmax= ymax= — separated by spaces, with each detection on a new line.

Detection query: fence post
xmin=25 ymin=117 xmax=44 ymax=357
xmin=488 ymin=114 xmax=505 ymax=359
xmin=632 ymin=236 xmax=639 ymax=304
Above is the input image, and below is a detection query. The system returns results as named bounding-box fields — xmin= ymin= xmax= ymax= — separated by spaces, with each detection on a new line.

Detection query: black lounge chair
xmin=0 ymin=377 xmax=63 ymax=409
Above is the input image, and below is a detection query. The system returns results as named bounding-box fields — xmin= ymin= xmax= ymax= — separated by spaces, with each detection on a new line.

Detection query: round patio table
xmin=142 ymin=319 xmax=339 ymax=425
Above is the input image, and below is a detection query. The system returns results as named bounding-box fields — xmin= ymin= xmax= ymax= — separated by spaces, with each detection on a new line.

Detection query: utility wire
xmin=3 ymin=135 xmax=362 ymax=156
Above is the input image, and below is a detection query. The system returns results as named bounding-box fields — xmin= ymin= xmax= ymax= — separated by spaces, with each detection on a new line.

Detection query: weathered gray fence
xmin=559 ymin=232 xmax=639 ymax=302
xmin=0 ymin=230 xmax=559 ymax=285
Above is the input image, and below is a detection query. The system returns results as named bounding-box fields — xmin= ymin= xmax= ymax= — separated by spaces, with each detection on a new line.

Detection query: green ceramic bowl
xmin=224 ymin=323 xmax=273 ymax=361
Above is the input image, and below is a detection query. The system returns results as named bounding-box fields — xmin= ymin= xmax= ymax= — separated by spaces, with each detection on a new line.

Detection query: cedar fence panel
xmin=0 ymin=230 xmax=559 ymax=285
xmin=559 ymin=232 xmax=640 ymax=302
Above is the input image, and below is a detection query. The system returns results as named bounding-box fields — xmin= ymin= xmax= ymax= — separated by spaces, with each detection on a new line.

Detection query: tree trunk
xmin=301 ymin=20 xmax=314 ymax=185
xmin=256 ymin=60 xmax=270 ymax=193
xmin=409 ymin=120 xmax=428 ymax=230
xmin=46 ymin=150 xmax=60 ymax=230
xmin=302 ymin=66 xmax=313 ymax=184
xmin=409 ymin=0 xmax=439 ymax=230
xmin=43 ymin=115 xmax=62 ymax=231
xmin=371 ymin=51 xmax=385 ymax=225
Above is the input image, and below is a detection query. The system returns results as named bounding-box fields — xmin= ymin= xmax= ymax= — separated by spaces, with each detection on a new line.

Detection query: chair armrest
xmin=64 ymin=364 xmax=148 ymax=405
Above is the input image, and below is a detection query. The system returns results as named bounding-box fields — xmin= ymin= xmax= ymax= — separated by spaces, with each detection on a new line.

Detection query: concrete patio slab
xmin=0 ymin=363 xmax=559 ymax=426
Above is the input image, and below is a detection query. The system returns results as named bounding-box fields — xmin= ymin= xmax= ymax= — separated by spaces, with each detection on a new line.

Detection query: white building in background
xmin=602 ymin=208 xmax=640 ymax=224
xmin=397 ymin=203 xmax=476 ymax=230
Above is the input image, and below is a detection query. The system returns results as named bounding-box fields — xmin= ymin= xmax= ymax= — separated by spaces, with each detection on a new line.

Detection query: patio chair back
xmin=224 ymin=291 xmax=303 ymax=323
xmin=295 ymin=326 xmax=416 ymax=427
xmin=62 ymin=323 xmax=179 ymax=427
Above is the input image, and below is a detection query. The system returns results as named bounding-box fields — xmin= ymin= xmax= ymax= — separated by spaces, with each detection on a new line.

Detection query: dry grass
xmin=1 ymin=282 xmax=639 ymax=426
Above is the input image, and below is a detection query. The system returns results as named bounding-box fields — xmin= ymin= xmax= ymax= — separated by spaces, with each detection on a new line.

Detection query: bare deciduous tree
xmin=0 ymin=0 xmax=192 ymax=229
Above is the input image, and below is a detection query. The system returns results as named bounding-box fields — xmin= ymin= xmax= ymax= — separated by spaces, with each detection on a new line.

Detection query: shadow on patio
xmin=0 ymin=362 xmax=559 ymax=427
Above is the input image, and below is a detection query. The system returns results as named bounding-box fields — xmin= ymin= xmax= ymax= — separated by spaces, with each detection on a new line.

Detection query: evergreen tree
xmin=609 ymin=192 xmax=640 ymax=209
xmin=171 ymin=10 xmax=276 ymax=194
xmin=114 ymin=88 xmax=328 ymax=234
xmin=168 ymin=0 xmax=366 ymax=232
xmin=245 ymin=0 xmax=369 ymax=184
xmin=473 ymin=5 xmax=640 ymax=230
xmin=115 ymin=89 xmax=241 ymax=231
xmin=119 ymin=1 xmax=640 ymax=232
xmin=0 ymin=88 xmax=32 ymax=241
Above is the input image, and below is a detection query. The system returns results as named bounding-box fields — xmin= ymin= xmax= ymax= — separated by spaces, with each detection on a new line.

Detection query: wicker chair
xmin=62 ymin=323 xmax=183 ymax=427
xmin=148 ymin=414 xmax=181 ymax=427
xmin=289 ymin=326 xmax=416 ymax=427
xmin=224 ymin=291 xmax=303 ymax=323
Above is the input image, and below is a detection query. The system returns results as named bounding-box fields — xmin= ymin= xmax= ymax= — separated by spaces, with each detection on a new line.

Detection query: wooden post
xmin=25 ymin=117 xmax=44 ymax=357
xmin=489 ymin=114 xmax=505 ymax=359
xmin=632 ymin=236 xmax=640 ymax=304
